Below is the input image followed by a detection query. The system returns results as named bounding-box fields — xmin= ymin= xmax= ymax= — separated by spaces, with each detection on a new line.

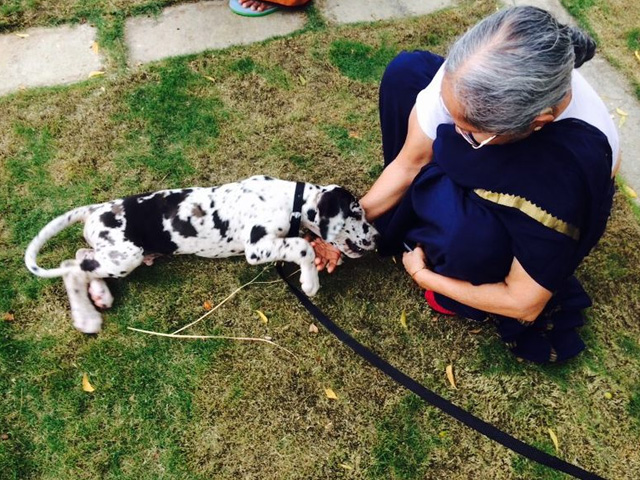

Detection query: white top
xmin=415 ymin=63 xmax=619 ymax=171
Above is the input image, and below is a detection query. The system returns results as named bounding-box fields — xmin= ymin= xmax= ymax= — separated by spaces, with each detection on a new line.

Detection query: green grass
xmin=2 ymin=1 xmax=640 ymax=478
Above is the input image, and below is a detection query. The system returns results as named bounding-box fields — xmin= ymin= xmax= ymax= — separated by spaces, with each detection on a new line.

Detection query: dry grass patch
xmin=562 ymin=0 xmax=640 ymax=98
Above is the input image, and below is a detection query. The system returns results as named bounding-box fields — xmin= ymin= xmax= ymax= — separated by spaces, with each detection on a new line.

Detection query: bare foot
xmin=239 ymin=0 xmax=274 ymax=12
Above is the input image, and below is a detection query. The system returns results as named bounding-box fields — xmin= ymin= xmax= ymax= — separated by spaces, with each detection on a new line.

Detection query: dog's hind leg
xmin=61 ymin=260 xmax=104 ymax=333
xmin=76 ymin=249 xmax=114 ymax=309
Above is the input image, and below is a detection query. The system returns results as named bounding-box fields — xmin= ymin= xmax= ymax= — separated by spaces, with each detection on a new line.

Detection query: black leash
xmin=281 ymin=182 xmax=603 ymax=478
xmin=276 ymin=264 xmax=604 ymax=480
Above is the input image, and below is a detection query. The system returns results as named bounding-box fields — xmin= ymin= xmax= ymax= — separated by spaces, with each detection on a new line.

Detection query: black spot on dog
xmin=250 ymin=253 xmax=259 ymax=260
xmin=80 ymin=259 xmax=100 ymax=272
xmin=120 ymin=192 xmax=183 ymax=254
xmin=259 ymin=195 xmax=265 ymax=202
xmin=212 ymin=211 xmax=229 ymax=237
xmin=99 ymin=230 xmax=115 ymax=245
xmin=363 ymin=224 xmax=369 ymax=234
xmin=263 ymin=176 xmax=274 ymax=181
xmin=100 ymin=211 xmax=122 ymax=228
xmin=300 ymin=250 xmax=307 ymax=257
xmin=306 ymin=208 xmax=316 ymax=222
xmin=250 ymin=225 xmax=267 ymax=244
xmin=192 ymin=204 xmax=205 ymax=217
xmin=171 ymin=216 xmax=198 ymax=238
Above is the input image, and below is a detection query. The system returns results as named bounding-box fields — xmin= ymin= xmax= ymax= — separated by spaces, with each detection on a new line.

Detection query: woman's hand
xmin=308 ymin=236 xmax=342 ymax=273
xmin=402 ymin=245 xmax=428 ymax=280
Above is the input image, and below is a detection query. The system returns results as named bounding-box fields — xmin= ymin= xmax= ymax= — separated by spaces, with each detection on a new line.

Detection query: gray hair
xmin=444 ymin=6 xmax=596 ymax=135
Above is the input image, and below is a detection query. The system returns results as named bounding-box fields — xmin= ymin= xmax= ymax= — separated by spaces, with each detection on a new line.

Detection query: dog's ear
xmin=317 ymin=187 xmax=353 ymax=242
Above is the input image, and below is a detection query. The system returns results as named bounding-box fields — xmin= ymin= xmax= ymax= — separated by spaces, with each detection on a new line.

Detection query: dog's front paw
xmin=89 ymin=279 xmax=114 ymax=309
xmin=300 ymin=268 xmax=320 ymax=297
xmin=72 ymin=309 xmax=103 ymax=334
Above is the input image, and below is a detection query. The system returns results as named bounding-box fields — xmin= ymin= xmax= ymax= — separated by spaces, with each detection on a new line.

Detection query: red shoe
xmin=424 ymin=290 xmax=455 ymax=316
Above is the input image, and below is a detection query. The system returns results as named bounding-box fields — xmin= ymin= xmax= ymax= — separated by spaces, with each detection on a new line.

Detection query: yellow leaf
xmin=309 ymin=323 xmax=319 ymax=334
xmin=469 ymin=328 xmax=482 ymax=334
xmin=446 ymin=364 xmax=458 ymax=389
xmin=256 ymin=310 xmax=268 ymax=324
xmin=604 ymin=391 xmax=613 ymax=399
xmin=3 ymin=311 xmax=15 ymax=322
xmin=615 ymin=107 xmax=628 ymax=116
xmin=338 ymin=463 xmax=353 ymax=470
xmin=88 ymin=70 xmax=105 ymax=78
xmin=635 ymin=50 xmax=640 ymax=62
xmin=203 ymin=300 xmax=213 ymax=311
xmin=399 ymin=310 xmax=407 ymax=329
xmin=619 ymin=115 xmax=627 ymax=128
xmin=325 ymin=387 xmax=338 ymax=400
xmin=623 ymin=184 xmax=637 ymax=198
xmin=548 ymin=428 xmax=559 ymax=453
xmin=91 ymin=41 xmax=100 ymax=54
xmin=15 ymin=33 xmax=29 ymax=38
xmin=82 ymin=373 xmax=95 ymax=392
xmin=298 ymin=74 xmax=307 ymax=85
xmin=348 ymin=130 xmax=361 ymax=139
xmin=204 ymin=75 xmax=215 ymax=83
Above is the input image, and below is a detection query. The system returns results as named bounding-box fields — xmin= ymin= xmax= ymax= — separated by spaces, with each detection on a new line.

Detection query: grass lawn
xmin=1 ymin=0 xmax=640 ymax=478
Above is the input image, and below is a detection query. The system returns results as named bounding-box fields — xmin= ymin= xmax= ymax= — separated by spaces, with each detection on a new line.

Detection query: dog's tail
xmin=24 ymin=206 xmax=96 ymax=278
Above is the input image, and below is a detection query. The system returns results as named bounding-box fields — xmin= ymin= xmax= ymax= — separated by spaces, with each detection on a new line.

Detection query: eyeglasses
xmin=454 ymin=125 xmax=497 ymax=149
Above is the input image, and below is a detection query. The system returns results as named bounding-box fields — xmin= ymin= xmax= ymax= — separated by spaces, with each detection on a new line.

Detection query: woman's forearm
xmin=410 ymin=261 xmax=552 ymax=322
xmin=360 ymin=161 xmax=422 ymax=220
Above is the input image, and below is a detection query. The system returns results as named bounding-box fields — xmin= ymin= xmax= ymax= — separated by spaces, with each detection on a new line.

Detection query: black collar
xmin=287 ymin=182 xmax=305 ymax=238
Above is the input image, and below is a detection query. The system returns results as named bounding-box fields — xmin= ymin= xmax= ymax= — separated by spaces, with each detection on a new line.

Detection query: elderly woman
xmin=312 ymin=6 xmax=619 ymax=363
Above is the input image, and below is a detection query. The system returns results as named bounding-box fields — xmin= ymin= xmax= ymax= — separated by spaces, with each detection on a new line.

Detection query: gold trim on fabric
xmin=474 ymin=189 xmax=580 ymax=241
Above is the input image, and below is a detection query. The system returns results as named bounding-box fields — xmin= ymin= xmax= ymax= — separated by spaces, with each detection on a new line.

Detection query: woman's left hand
xmin=402 ymin=245 xmax=428 ymax=279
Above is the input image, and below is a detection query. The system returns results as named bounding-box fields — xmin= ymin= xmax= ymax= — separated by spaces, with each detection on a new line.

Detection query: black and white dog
xmin=25 ymin=176 xmax=378 ymax=333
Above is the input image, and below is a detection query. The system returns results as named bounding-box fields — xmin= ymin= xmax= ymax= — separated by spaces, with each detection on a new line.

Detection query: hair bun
xmin=569 ymin=27 xmax=596 ymax=68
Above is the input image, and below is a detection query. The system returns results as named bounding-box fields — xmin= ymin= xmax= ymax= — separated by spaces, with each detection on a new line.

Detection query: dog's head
xmin=316 ymin=186 xmax=379 ymax=258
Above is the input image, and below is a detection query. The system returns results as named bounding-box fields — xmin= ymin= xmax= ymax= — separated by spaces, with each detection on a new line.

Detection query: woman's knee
xmin=380 ymin=50 xmax=443 ymax=93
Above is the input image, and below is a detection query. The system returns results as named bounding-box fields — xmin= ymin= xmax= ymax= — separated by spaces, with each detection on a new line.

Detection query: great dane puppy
xmin=25 ymin=176 xmax=378 ymax=333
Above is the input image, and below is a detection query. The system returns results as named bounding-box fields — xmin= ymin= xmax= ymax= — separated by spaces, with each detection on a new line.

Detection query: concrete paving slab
xmin=125 ymin=0 xmax=306 ymax=65
xmin=319 ymin=0 xmax=453 ymax=24
xmin=580 ymin=57 xmax=640 ymax=196
xmin=0 ymin=24 xmax=103 ymax=97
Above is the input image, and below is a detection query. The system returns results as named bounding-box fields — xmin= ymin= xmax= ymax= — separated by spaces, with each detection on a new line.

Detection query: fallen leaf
xmin=3 ymin=311 xmax=15 ymax=322
xmin=623 ymin=185 xmax=637 ymax=198
xmin=82 ymin=373 xmax=95 ymax=392
xmin=256 ymin=310 xmax=268 ymax=324
xmin=399 ymin=310 xmax=407 ymax=329
xmin=548 ymin=428 xmax=559 ymax=453
xmin=204 ymin=75 xmax=215 ymax=83
xmin=325 ymin=387 xmax=338 ymax=400
xmin=91 ymin=41 xmax=99 ymax=54
xmin=604 ymin=391 xmax=613 ymax=399
xmin=619 ymin=115 xmax=627 ymax=128
xmin=15 ymin=33 xmax=29 ymax=38
xmin=438 ymin=430 xmax=448 ymax=438
xmin=309 ymin=323 xmax=319 ymax=334
xmin=348 ymin=130 xmax=361 ymax=139
xmin=203 ymin=300 xmax=213 ymax=311
xmin=616 ymin=107 xmax=628 ymax=116
xmin=88 ymin=70 xmax=105 ymax=78
xmin=338 ymin=463 xmax=353 ymax=470
xmin=469 ymin=328 xmax=482 ymax=334
xmin=446 ymin=364 xmax=458 ymax=389
xmin=298 ymin=74 xmax=307 ymax=85
xmin=635 ymin=50 xmax=640 ymax=62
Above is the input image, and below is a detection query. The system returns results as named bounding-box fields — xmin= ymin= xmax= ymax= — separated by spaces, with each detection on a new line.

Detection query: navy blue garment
xmin=376 ymin=51 xmax=614 ymax=363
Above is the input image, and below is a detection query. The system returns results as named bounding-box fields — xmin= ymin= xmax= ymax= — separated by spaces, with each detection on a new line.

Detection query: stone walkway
xmin=1 ymin=0 xmax=639 ymax=196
